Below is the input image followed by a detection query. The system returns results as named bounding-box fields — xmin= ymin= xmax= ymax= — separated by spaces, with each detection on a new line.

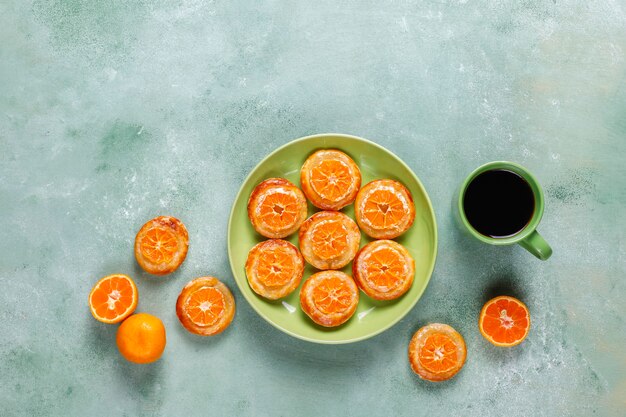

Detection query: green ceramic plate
xmin=227 ymin=133 xmax=437 ymax=344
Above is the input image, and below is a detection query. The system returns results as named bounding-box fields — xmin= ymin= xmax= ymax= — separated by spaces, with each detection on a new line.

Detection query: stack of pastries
xmin=246 ymin=149 xmax=416 ymax=327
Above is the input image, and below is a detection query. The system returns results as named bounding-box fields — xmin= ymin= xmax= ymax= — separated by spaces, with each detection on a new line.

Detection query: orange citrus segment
xmin=256 ymin=246 xmax=296 ymax=287
xmin=312 ymin=277 xmax=353 ymax=314
xmin=140 ymin=228 xmax=178 ymax=264
xmin=363 ymin=188 xmax=406 ymax=228
xmin=311 ymin=220 xmax=349 ymax=259
xmin=186 ymin=287 xmax=225 ymax=327
xmin=479 ymin=296 xmax=530 ymax=347
xmin=89 ymin=274 xmax=138 ymax=324
xmin=310 ymin=159 xmax=352 ymax=200
xmin=364 ymin=246 xmax=404 ymax=289
xmin=258 ymin=191 xmax=299 ymax=228
xmin=419 ymin=333 xmax=460 ymax=373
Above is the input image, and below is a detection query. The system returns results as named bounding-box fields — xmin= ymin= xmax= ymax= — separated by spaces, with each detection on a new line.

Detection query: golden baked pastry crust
xmin=245 ymin=239 xmax=305 ymax=300
xmin=176 ymin=277 xmax=236 ymax=336
xmin=134 ymin=216 xmax=189 ymax=275
xmin=300 ymin=149 xmax=361 ymax=210
xmin=298 ymin=211 xmax=361 ymax=270
xmin=408 ymin=323 xmax=467 ymax=382
xmin=354 ymin=179 xmax=415 ymax=239
xmin=247 ymin=178 xmax=308 ymax=239
xmin=353 ymin=240 xmax=415 ymax=300
xmin=300 ymin=270 xmax=359 ymax=327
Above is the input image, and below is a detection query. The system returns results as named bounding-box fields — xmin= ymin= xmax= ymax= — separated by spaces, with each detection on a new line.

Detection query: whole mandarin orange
xmin=116 ymin=313 xmax=166 ymax=364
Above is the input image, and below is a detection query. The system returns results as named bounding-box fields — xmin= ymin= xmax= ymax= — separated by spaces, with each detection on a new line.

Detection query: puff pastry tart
xmin=134 ymin=216 xmax=189 ymax=275
xmin=300 ymin=149 xmax=361 ymax=210
xmin=247 ymin=178 xmax=308 ymax=239
xmin=352 ymin=240 xmax=415 ymax=300
xmin=300 ymin=270 xmax=359 ymax=327
xmin=245 ymin=239 xmax=305 ymax=300
xmin=408 ymin=323 xmax=467 ymax=382
xmin=354 ymin=179 xmax=415 ymax=239
xmin=298 ymin=211 xmax=361 ymax=270
xmin=176 ymin=277 xmax=235 ymax=336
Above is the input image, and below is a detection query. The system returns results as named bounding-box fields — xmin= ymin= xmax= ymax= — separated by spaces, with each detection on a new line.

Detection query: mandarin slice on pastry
xmin=247 ymin=178 xmax=308 ymax=239
xmin=352 ymin=240 xmax=415 ymax=300
xmin=134 ymin=216 xmax=189 ymax=275
xmin=298 ymin=211 xmax=361 ymax=270
xmin=300 ymin=149 xmax=361 ymax=210
xmin=245 ymin=239 xmax=305 ymax=300
xmin=176 ymin=277 xmax=236 ymax=336
xmin=408 ymin=323 xmax=467 ymax=382
xmin=300 ymin=270 xmax=359 ymax=327
xmin=354 ymin=179 xmax=415 ymax=239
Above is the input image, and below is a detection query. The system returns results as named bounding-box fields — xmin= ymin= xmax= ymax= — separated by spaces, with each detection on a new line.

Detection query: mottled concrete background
xmin=1 ymin=1 xmax=625 ymax=416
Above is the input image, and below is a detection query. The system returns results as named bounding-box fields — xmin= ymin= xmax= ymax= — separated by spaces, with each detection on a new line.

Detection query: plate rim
xmin=227 ymin=133 xmax=438 ymax=344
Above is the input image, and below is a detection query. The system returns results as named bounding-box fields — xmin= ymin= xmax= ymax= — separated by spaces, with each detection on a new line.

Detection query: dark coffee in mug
xmin=462 ymin=169 xmax=535 ymax=238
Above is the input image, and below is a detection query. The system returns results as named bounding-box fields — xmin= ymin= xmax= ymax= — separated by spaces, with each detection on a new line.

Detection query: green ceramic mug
xmin=456 ymin=161 xmax=552 ymax=260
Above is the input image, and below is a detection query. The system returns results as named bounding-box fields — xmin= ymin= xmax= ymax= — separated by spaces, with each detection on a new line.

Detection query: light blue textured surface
xmin=1 ymin=1 xmax=625 ymax=416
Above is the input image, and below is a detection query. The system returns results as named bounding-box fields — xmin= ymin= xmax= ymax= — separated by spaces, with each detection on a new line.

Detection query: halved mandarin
xmin=247 ymin=178 xmax=308 ymax=239
xmin=300 ymin=149 xmax=361 ymax=210
xmin=89 ymin=274 xmax=138 ymax=324
xmin=298 ymin=211 xmax=361 ymax=270
xmin=408 ymin=323 xmax=467 ymax=382
xmin=245 ymin=239 xmax=305 ymax=300
xmin=134 ymin=216 xmax=189 ymax=275
xmin=353 ymin=240 xmax=415 ymax=300
xmin=300 ymin=270 xmax=359 ymax=327
xmin=354 ymin=179 xmax=415 ymax=239
xmin=176 ymin=277 xmax=236 ymax=336
xmin=479 ymin=296 xmax=530 ymax=347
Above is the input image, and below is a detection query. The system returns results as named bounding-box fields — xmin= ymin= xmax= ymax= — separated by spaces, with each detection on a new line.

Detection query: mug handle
xmin=518 ymin=230 xmax=553 ymax=260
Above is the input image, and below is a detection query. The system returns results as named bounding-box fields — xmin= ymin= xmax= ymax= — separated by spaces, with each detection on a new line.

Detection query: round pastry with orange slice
xmin=134 ymin=216 xmax=189 ymax=275
xmin=300 ymin=149 xmax=361 ymax=210
xmin=245 ymin=239 xmax=305 ymax=300
xmin=247 ymin=178 xmax=308 ymax=238
xmin=353 ymin=240 xmax=415 ymax=300
xmin=300 ymin=270 xmax=359 ymax=327
xmin=408 ymin=323 xmax=467 ymax=382
xmin=298 ymin=211 xmax=361 ymax=270
xmin=354 ymin=179 xmax=415 ymax=239
xmin=89 ymin=274 xmax=138 ymax=324
xmin=478 ymin=296 xmax=530 ymax=347
xmin=176 ymin=277 xmax=236 ymax=336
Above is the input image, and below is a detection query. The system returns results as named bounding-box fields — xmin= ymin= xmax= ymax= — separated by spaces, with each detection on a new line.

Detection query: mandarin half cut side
xmin=89 ymin=274 xmax=138 ymax=324
xmin=479 ymin=296 xmax=530 ymax=347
